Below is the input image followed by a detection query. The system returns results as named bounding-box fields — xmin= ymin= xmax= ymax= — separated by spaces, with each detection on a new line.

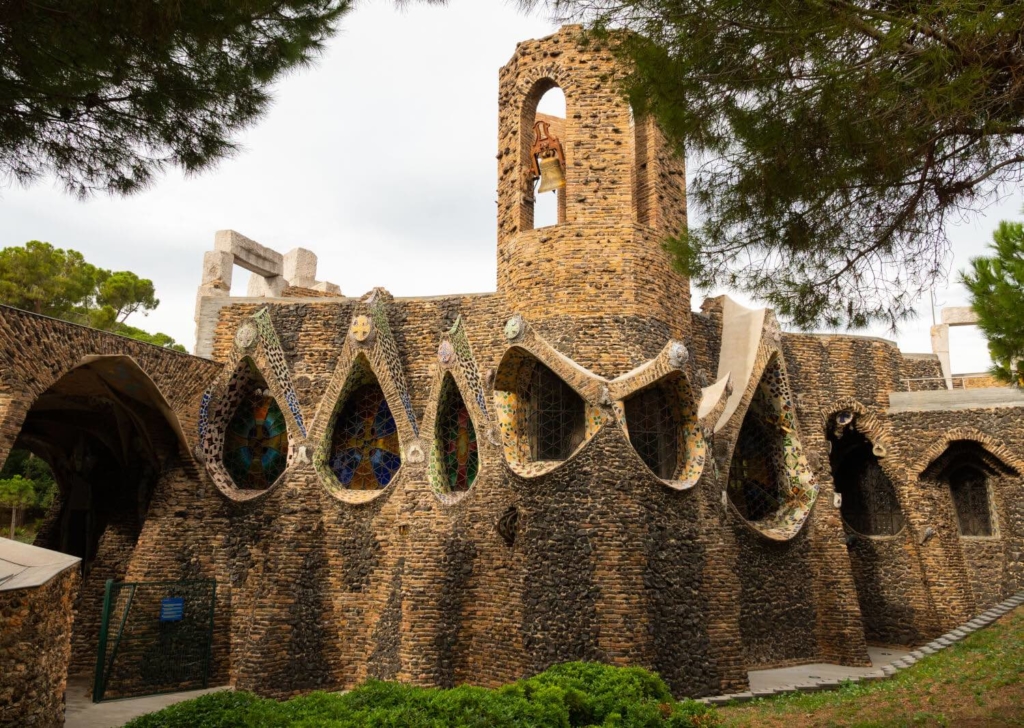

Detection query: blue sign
xmin=160 ymin=597 xmax=185 ymax=622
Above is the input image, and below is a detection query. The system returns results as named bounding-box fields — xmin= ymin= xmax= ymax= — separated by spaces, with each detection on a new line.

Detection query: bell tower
xmin=496 ymin=26 xmax=691 ymax=374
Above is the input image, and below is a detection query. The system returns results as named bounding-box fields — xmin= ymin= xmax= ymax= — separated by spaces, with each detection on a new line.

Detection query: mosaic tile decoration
xmin=493 ymin=348 xmax=594 ymax=478
xmin=607 ymin=341 xmax=708 ymax=490
xmin=223 ymin=379 xmax=289 ymax=490
xmin=621 ymin=373 xmax=706 ymax=486
xmin=201 ymin=355 xmax=297 ymax=499
xmin=448 ymin=316 xmax=488 ymax=417
xmin=426 ymin=317 xmax=491 ymax=500
xmin=196 ymin=310 xmax=311 ymax=500
xmin=328 ymin=382 xmax=401 ymax=490
xmin=368 ymin=296 xmax=418 ymax=436
xmin=198 ymin=390 xmax=213 ymax=444
xmin=308 ymin=304 xmax=420 ymax=504
xmin=727 ymin=354 xmax=818 ymax=540
xmin=253 ymin=308 xmax=306 ymax=437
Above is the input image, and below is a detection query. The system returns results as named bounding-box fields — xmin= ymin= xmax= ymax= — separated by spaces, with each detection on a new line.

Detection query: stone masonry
xmin=0 ymin=25 xmax=1021 ymax=712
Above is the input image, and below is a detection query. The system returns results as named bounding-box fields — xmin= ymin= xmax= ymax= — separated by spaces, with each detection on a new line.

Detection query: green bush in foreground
xmin=124 ymin=662 xmax=719 ymax=728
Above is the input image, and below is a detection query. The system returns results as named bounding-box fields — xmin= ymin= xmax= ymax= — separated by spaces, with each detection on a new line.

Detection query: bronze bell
xmin=537 ymin=154 xmax=566 ymax=193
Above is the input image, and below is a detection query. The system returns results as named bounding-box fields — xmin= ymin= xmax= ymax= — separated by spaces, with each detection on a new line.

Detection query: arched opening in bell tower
xmin=521 ymin=81 xmax=568 ymax=231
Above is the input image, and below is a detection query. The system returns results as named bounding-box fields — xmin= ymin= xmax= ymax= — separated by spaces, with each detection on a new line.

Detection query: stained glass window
xmin=329 ymin=383 xmax=401 ymax=490
xmin=625 ymin=384 xmax=679 ymax=479
xmin=223 ymin=385 xmax=289 ymax=490
xmin=949 ymin=466 xmax=992 ymax=536
xmin=436 ymin=377 xmax=478 ymax=492
xmin=831 ymin=431 xmax=904 ymax=536
xmin=728 ymin=381 xmax=785 ymax=521
xmin=525 ymin=364 xmax=585 ymax=461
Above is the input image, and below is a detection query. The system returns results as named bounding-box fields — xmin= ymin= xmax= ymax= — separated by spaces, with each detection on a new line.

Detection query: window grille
xmin=831 ymin=433 xmax=904 ymax=536
xmin=435 ymin=378 xmax=478 ymax=492
xmin=624 ymin=384 xmax=679 ymax=479
xmin=525 ymin=364 xmax=585 ymax=461
xmin=728 ymin=387 xmax=784 ymax=521
xmin=949 ymin=466 xmax=992 ymax=536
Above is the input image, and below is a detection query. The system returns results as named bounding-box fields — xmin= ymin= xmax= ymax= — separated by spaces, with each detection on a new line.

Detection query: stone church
xmin=1 ymin=25 xmax=1022 ymax=722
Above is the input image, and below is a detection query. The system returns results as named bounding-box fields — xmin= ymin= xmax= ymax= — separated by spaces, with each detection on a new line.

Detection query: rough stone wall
xmin=781 ymin=329 xmax=1024 ymax=641
xmin=0 ymin=568 xmax=78 ymax=728
xmin=0 ymin=306 xmax=223 ymax=678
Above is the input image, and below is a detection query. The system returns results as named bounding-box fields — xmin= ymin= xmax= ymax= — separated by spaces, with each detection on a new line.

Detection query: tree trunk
xmin=9 ymin=507 xmax=14 ymax=539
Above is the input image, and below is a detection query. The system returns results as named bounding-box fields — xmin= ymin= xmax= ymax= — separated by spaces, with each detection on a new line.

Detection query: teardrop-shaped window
xmin=624 ymin=381 xmax=680 ymax=479
xmin=435 ymin=374 xmax=479 ymax=492
xmin=728 ymin=358 xmax=798 ymax=522
xmin=329 ymin=382 xmax=401 ymax=490
xmin=223 ymin=362 xmax=289 ymax=490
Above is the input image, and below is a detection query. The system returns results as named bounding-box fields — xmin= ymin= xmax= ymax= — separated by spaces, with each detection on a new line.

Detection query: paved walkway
xmin=748 ymin=646 xmax=910 ymax=693
xmin=64 ymin=678 xmax=227 ymax=728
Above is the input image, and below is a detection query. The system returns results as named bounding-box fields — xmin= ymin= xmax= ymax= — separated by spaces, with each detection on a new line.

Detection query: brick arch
xmin=818 ymin=399 xmax=901 ymax=486
xmin=911 ymin=428 xmax=1023 ymax=479
xmin=0 ymin=305 xmax=220 ymax=466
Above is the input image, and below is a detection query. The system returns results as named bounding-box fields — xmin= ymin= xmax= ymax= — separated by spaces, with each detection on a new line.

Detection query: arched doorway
xmin=7 ymin=356 xmax=188 ymax=675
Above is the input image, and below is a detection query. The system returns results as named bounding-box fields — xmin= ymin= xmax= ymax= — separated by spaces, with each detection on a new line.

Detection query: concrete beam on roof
xmin=214 ymin=230 xmax=283 ymax=278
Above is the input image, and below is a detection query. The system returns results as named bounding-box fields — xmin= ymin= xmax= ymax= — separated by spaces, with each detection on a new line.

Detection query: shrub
xmin=124 ymin=662 xmax=719 ymax=728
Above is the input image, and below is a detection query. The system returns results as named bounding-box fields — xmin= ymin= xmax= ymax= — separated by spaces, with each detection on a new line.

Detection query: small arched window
xmin=524 ymin=83 xmax=567 ymax=230
xmin=949 ymin=465 xmax=992 ymax=536
xmin=829 ymin=428 xmax=904 ymax=536
xmin=624 ymin=384 xmax=679 ymax=479
xmin=526 ymin=364 xmax=585 ymax=461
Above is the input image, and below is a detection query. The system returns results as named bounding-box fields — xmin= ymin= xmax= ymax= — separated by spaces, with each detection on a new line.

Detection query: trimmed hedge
xmin=124 ymin=662 xmax=719 ymax=727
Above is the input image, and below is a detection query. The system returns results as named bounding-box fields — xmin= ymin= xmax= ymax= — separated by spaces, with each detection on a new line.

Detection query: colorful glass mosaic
xmin=222 ymin=382 xmax=289 ymax=490
xmin=329 ymin=383 xmax=401 ymax=490
xmin=434 ymin=376 xmax=479 ymax=492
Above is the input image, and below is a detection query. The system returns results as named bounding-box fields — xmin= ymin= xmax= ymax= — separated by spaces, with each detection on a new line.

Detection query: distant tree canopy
xmin=962 ymin=219 xmax=1024 ymax=387
xmin=0 ymin=0 xmax=352 ymax=197
xmin=0 ymin=241 xmax=185 ymax=351
xmin=545 ymin=0 xmax=1024 ymax=330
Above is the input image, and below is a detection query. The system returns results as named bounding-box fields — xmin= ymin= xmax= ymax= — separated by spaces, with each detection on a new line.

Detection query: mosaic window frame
xmin=725 ymin=355 xmax=817 ymax=539
xmin=430 ymin=373 xmax=480 ymax=494
xmin=200 ymin=356 xmax=294 ymax=497
xmin=829 ymin=428 xmax=905 ymax=537
xmin=316 ymin=358 xmax=403 ymax=494
xmin=493 ymin=347 xmax=598 ymax=478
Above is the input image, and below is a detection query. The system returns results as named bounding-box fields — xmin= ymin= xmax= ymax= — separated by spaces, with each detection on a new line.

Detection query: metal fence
xmin=92 ymin=578 xmax=216 ymax=702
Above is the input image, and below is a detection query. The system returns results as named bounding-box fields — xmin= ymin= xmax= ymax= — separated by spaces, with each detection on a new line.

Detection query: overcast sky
xmin=1 ymin=0 xmax=1019 ymax=375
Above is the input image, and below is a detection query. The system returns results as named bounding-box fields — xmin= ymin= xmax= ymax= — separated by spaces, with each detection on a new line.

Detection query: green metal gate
xmin=92 ymin=578 xmax=216 ymax=702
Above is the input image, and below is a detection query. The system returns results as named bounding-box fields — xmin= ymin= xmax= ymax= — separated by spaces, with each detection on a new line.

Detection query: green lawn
xmin=717 ymin=605 xmax=1024 ymax=727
